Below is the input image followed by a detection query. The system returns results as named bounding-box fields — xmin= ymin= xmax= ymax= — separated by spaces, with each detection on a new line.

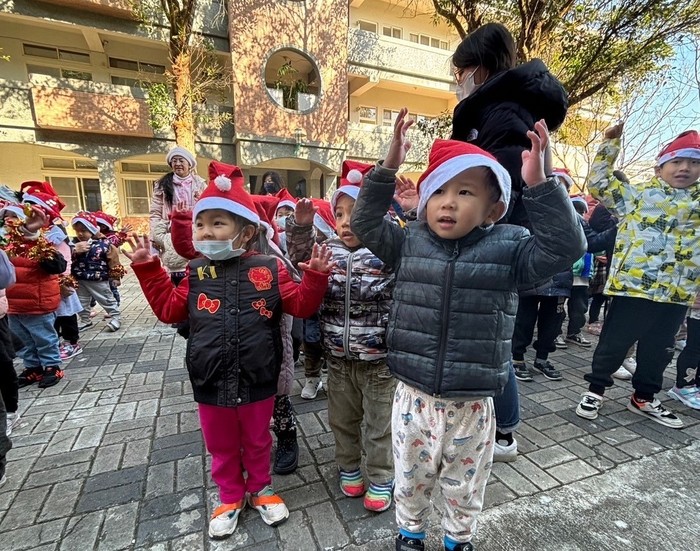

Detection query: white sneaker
xmin=576 ymin=391 xmax=604 ymax=420
xmin=612 ymin=366 xmax=633 ymax=380
xmin=301 ymin=377 xmax=322 ymax=400
xmin=6 ymin=412 xmax=19 ymax=437
xmin=667 ymin=386 xmax=700 ymax=410
xmin=627 ymin=395 xmax=683 ymax=429
xmin=622 ymin=357 xmax=637 ymax=374
xmin=493 ymin=439 xmax=518 ymax=462
xmin=248 ymin=486 xmax=289 ymax=526
xmin=208 ymin=501 xmax=244 ymax=539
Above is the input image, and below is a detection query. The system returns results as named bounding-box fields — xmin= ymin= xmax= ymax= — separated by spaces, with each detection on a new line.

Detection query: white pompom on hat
xmin=330 ymin=160 xmax=374 ymax=209
xmin=166 ymin=146 xmax=197 ymax=169
xmin=552 ymin=168 xmax=575 ymax=191
xmin=192 ymin=161 xmax=259 ymax=225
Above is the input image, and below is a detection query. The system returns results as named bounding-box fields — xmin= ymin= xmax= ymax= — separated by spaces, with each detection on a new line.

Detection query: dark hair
xmin=484 ymin=169 xmax=503 ymax=204
xmin=452 ymin=23 xmax=516 ymax=76
xmin=261 ymin=171 xmax=283 ymax=195
xmin=155 ymin=172 xmax=175 ymax=208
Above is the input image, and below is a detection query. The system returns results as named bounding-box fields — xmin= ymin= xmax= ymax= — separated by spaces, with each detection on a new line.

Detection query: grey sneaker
xmin=301 ymin=377 xmax=322 ymax=400
xmin=532 ymin=360 xmax=562 ymax=381
xmin=107 ymin=318 xmax=121 ymax=332
xmin=513 ymin=361 xmax=533 ymax=382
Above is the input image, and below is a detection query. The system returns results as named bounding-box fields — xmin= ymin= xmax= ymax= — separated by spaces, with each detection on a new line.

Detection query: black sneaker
xmin=17 ymin=368 xmax=43 ymax=388
xmin=513 ymin=361 xmax=533 ymax=382
xmin=38 ymin=367 xmax=64 ymax=388
xmin=396 ymin=533 xmax=425 ymax=551
xmin=532 ymin=360 xmax=562 ymax=381
xmin=447 ymin=543 xmax=474 ymax=551
xmin=273 ymin=432 xmax=299 ymax=475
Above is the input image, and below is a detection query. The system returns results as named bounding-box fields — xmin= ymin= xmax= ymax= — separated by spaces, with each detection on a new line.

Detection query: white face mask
xmin=193 ymin=231 xmax=245 ymax=261
xmin=456 ymin=67 xmax=480 ymax=101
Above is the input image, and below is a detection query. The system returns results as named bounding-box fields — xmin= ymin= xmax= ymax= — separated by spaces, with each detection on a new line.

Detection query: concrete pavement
xmin=0 ymin=271 xmax=698 ymax=550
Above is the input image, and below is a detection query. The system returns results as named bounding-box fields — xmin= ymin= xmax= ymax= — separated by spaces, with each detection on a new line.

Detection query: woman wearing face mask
xmin=450 ymin=23 xmax=568 ymax=467
xmin=150 ymin=146 xmax=206 ymax=285
xmin=260 ymin=171 xmax=284 ymax=196
xmin=451 ymin=22 xmax=568 ymax=227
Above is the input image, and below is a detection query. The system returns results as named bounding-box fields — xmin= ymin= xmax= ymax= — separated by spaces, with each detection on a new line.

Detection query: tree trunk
xmin=171 ymin=51 xmax=195 ymax=152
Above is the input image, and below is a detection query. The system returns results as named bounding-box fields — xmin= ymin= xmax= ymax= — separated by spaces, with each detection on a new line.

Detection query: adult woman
xmin=149 ymin=146 xmax=206 ymax=285
xmin=260 ymin=171 xmax=284 ymax=195
xmin=450 ymin=23 xmax=568 ymax=463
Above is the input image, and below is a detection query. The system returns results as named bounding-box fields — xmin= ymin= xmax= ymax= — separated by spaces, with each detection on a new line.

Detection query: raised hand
xmin=173 ymin=200 xmax=191 ymax=216
xmin=295 ymin=198 xmax=317 ymax=226
xmin=384 ymin=108 xmax=414 ymax=170
xmin=120 ymin=223 xmax=133 ymax=234
xmin=521 ymin=119 xmax=549 ymax=187
xmin=604 ymin=122 xmax=624 ymax=140
xmin=394 ymin=175 xmax=419 ymax=211
xmin=299 ymin=243 xmax=335 ymax=273
xmin=24 ymin=205 xmax=47 ymax=233
xmin=123 ymin=234 xmax=154 ymax=264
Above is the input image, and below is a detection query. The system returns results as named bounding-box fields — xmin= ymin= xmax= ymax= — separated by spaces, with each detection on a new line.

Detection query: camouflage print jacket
xmin=286 ymin=215 xmax=395 ymax=361
xmin=587 ymin=138 xmax=700 ymax=305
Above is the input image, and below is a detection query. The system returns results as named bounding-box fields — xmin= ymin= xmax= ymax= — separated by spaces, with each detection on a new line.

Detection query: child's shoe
xmin=208 ymin=500 xmax=244 ymax=539
xmin=493 ymin=438 xmax=518 ymax=462
xmin=364 ymin=480 xmax=394 ymax=512
xmin=576 ymin=391 xmax=603 ymax=420
xmin=38 ymin=367 xmax=64 ymax=389
xmin=627 ymin=394 xmax=683 ymax=429
xmin=339 ymin=468 xmax=365 ymax=497
xmin=60 ymin=343 xmax=83 ymax=361
xmin=78 ymin=321 xmax=94 ymax=331
xmin=396 ymin=532 xmax=425 ymax=551
xmin=273 ymin=431 xmax=299 ymax=475
xmin=554 ymin=335 xmax=568 ymax=349
xmin=247 ymin=486 xmax=289 ymax=526
xmin=612 ymin=365 xmax=633 ymax=380
xmin=17 ymin=367 xmax=43 ymax=388
xmin=301 ymin=377 xmax=322 ymax=400
xmin=532 ymin=359 xmax=562 ymax=381
xmin=667 ymin=386 xmax=700 ymax=410
xmin=445 ymin=541 xmax=474 ymax=551
xmin=107 ymin=318 xmax=121 ymax=332
xmin=6 ymin=412 xmax=20 ymax=437
xmin=565 ymin=333 xmax=591 ymax=348
xmin=512 ymin=361 xmax=533 ymax=382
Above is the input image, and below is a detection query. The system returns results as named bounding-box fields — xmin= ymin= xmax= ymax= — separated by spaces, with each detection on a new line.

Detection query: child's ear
xmin=654 ymin=166 xmax=663 ymax=178
xmin=484 ymin=202 xmax=506 ymax=225
xmin=239 ymin=224 xmax=258 ymax=246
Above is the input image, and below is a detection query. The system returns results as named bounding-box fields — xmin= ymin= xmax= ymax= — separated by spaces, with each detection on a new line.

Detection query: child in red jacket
xmin=126 ymin=161 xmax=333 ymax=540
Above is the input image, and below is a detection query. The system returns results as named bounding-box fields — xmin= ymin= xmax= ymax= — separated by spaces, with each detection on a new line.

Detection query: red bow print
xmin=252 ymin=298 xmax=273 ymax=319
xmin=197 ymin=293 xmax=220 ymax=314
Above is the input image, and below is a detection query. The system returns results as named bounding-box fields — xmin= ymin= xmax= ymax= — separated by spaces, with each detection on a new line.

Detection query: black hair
xmin=155 ymin=172 xmax=175 ymax=208
xmin=261 ymin=171 xmax=283 ymax=195
xmin=484 ymin=169 xmax=503 ymax=204
xmin=452 ymin=23 xmax=516 ymax=76
xmin=572 ymin=201 xmax=588 ymax=215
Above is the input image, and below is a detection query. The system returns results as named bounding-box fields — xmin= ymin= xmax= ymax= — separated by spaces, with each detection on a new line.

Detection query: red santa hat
xmin=416 ymin=139 xmax=511 ymax=221
xmin=71 ymin=211 xmax=99 ymax=235
xmin=275 ymin=188 xmax=297 ymax=213
xmin=0 ymin=202 xmax=26 ymax=221
xmin=192 ymin=161 xmax=260 ymax=225
xmin=94 ymin=211 xmax=118 ymax=231
xmin=252 ymin=197 xmax=281 ymax=246
xmin=166 ymin=146 xmax=197 ymax=169
xmin=20 ymin=180 xmax=66 ymax=222
xmin=657 ymin=130 xmax=700 ymax=166
xmin=552 ymin=167 xmax=575 ymax=191
xmin=311 ymin=198 xmax=336 ymax=238
xmin=330 ymin=160 xmax=374 ymax=209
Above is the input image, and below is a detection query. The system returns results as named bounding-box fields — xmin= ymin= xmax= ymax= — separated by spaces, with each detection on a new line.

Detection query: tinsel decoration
xmin=59 ymin=274 xmax=78 ymax=289
xmin=109 ymin=265 xmax=127 ymax=280
xmin=1 ymin=218 xmax=56 ymax=262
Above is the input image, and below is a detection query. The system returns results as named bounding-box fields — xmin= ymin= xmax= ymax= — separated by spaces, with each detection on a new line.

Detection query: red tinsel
xmin=59 ymin=274 xmax=78 ymax=289
xmin=109 ymin=265 xmax=127 ymax=280
xmin=1 ymin=218 xmax=57 ymax=261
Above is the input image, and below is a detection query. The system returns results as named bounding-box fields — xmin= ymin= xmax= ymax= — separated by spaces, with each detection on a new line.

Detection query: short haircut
xmin=483 ymin=168 xmax=503 ymax=204
xmin=452 ymin=23 xmax=516 ymax=75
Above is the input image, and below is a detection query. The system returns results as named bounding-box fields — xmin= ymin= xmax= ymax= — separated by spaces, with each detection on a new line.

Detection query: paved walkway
xmin=0 ymin=271 xmax=698 ymax=550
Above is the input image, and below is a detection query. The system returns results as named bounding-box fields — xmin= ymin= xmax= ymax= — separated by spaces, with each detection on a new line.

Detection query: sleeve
xmin=513 ymin=178 xmax=587 ymax=287
xmin=131 ymin=257 xmax=189 ymax=323
xmin=277 ymin=258 xmax=328 ymax=319
xmin=285 ymin=214 xmax=316 ymax=267
xmin=581 ymin=219 xmax=616 ymax=255
xmin=38 ymin=247 xmax=68 ymax=275
xmin=106 ymin=245 xmax=122 ymax=271
xmin=585 ymin=138 xmax=636 ymax=217
xmin=0 ymin=250 xmax=16 ymax=289
xmin=170 ymin=210 xmax=199 ymax=260
xmin=350 ymin=163 xmax=406 ymax=270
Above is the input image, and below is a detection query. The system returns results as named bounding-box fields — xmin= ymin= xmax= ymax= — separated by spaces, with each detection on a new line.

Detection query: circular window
xmin=264 ymin=48 xmax=320 ymax=113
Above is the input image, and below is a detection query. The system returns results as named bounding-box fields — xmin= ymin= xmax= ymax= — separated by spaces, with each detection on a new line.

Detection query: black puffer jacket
xmin=451 ymin=60 xmax=568 ymax=227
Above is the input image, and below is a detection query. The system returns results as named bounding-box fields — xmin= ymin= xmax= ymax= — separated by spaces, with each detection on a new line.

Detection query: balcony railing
xmin=34 ymin=0 xmax=136 ymax=19
xmin=348 ymin=122 xmax=432 ymax=169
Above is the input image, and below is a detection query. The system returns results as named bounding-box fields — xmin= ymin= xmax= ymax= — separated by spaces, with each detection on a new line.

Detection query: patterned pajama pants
xmin=392 ymin=382 xmax=495 ymax=544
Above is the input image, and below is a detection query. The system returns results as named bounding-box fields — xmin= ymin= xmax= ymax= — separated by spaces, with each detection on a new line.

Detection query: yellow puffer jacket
xmin=587 ymin=138 xmax=700 ymax=305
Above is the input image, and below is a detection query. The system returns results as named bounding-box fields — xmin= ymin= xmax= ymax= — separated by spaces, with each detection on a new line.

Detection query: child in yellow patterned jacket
xmin=576 ymin=125 xmax=700 ymax=429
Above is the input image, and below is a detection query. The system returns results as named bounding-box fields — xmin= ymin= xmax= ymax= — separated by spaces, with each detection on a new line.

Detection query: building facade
xmin=0 ymin=0 xmax=459 ymax=228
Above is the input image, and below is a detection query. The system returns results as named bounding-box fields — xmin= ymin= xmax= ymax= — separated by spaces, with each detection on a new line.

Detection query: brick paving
xmin=0 ymin=272 xmax=698 ymax=550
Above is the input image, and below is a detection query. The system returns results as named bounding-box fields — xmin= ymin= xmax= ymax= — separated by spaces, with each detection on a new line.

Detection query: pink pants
xmin=198 ymin=398 xmax=275 ymax=504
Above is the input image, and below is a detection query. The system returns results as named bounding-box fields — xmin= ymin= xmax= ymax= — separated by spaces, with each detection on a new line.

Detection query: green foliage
xmin=145 ymin=82 xmax=176 ymax=131
xmin=275 ymin=61 xmax=309 ymax=110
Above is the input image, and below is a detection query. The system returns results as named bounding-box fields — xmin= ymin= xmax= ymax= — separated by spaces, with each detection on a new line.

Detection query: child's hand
xmin=394 ymin=175 xmax=419 ymax=211
xmin=295 ymin=198 xmax=317 ymax=226
xmin=74 ymin=241 xmax=90 ymax=254
xmin=521 ymin=119 xmax=549 ymax=187
xmin=121 ymin=223 xmax=133 ymax=234
xmin=110 ymin=279 xmax=122 ymax=287
xmin=173 ymin=200 xmax=191 ymax=217
xmin=24 ymin=206 xmax=47 ymax=233
xmin=299 ymin=243 xmax=335 ymax=273
xmin=123 ymin=234 xmax=155 ymax=264
xmin=604 ymin=123 xmax=624 ymax=140
xmin=384 ymin=108 xmax=414 ymax=170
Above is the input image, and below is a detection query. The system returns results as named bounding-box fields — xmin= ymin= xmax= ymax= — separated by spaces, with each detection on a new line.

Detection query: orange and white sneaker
xmin=208 ymin=500 xmax=244 ymax=539
xmin=247 ymin=486 xmax=289 ymax=526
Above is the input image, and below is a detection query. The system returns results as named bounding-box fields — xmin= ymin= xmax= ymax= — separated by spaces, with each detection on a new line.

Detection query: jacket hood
xmin=453 ymin=59 xmax=568 ymax=131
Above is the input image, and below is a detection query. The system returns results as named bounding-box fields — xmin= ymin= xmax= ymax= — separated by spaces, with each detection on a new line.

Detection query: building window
xmin=382 ymin=26 xmax=402 ymax=39
xmin=23 ymin=43 xmax=91 ymax=64
xmin=27 ymin=64 xmax=92 ymax=81
xmin=109 ymin=57 xmax=166 ymax=74
xmin=123 ymin=179 xmax=153 ymax=216
xmin=408 ymin=33 xmax=450 ymax=50
xmin=383 ymin=109 xmax=401 ymax=127
xmin=41 ymin=157 xmax=98 ymax=170
xmin=111 ymin=76 xmax=141 ymax=87
xmin=358 ymin=20 xmax=378 ymax=34
xmin=44 ymin=176 xmax=102 ymax=215
xmin=358 ymin=106 xmax=377 ymax=124
xmin=264 ymin=48 xmax=320 ymax=112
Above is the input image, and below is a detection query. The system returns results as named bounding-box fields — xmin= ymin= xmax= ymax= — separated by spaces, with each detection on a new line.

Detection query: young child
xmin=71 ymin=212 xmax=124 ymax=332
xmin=0 ymin=248 xmax=15 ymax=486
xmin=286 ymin=160 xmax=397 ymax=513
xmin=126 ymin=161 xmax=332 ymax=540
xmin=351 ymin=110 xmax=584 ymax=551
xmin=577 ymin=127 xmax=700 ymax=428
xmin=95 ymin=211 xmax=131 ymax=308
xmin=668 ymin=294 xmax=700 ymax=409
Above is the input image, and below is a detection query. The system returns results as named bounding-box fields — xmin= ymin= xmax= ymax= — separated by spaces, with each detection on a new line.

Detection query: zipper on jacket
xmin=343 ymin=252 xmax=354 ymax=359
xmin=434 ymin=242 xmax=459 ymax=396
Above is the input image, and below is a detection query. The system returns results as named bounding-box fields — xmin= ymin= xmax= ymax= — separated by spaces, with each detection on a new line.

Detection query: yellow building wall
xmin=349 ymin=87 xmax=452 ymax=124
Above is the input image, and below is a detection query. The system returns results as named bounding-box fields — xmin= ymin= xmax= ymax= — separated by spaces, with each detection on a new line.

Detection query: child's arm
xmin=585 ymin=123 xmax=635 ymax=217
xmin=170 ymin=201 xmax=199 ymax=260
xmin=514 ymin=121 xmax=587 ymax=286
xmin=278 ymin=243 xmax=333 ymax=319
xmin=285 ymin=199 xmax=317 ymax=268
xmin=0 ymin=250 xmax=15 ymax=290
xmin=351 ymin=108 xmax=412 ymax=269
xmin=124 ymin=235 xmax=189 ymax=323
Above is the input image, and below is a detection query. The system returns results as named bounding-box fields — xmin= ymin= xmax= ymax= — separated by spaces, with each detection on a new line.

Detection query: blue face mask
xmin=276 ymin=216 xmax=287 ymax=230
xmin=193 ymin=231 xmax=245 ymax=261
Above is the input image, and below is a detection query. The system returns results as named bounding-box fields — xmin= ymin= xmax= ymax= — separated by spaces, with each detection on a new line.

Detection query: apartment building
xmin=0 ymin=0 xmax=459 ymax=227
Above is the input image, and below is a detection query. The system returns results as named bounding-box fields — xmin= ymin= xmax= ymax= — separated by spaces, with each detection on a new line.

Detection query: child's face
xmin=73 ymin=222 xmax=94 ymax=242
xmin=334 ymin=194 xmax=361 ymax=248
xmin=426 ymin=167 xmax=504 ymax=240
xmin=275 ymin=206 xmax=293 ymax=220
xmin=195 ymin=208 xmax=251 ymax=246
xmin=656 ymin=157 xmax=700 ymax=189
xmin=97 ymin=223 xmax=110 ymax=234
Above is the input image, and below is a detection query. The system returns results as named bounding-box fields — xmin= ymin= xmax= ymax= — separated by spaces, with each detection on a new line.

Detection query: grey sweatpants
xmin=393 ymin=382 xmax=495 ymax=544
xmin=77 ymin=280 xmax=120 ymax=322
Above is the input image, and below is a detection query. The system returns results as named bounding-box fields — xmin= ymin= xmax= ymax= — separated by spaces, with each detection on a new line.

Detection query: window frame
xmin=358 ymin=105 xmax=378 ymax=124
xmin=357 ymin=19 xmax=378 ymax=34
